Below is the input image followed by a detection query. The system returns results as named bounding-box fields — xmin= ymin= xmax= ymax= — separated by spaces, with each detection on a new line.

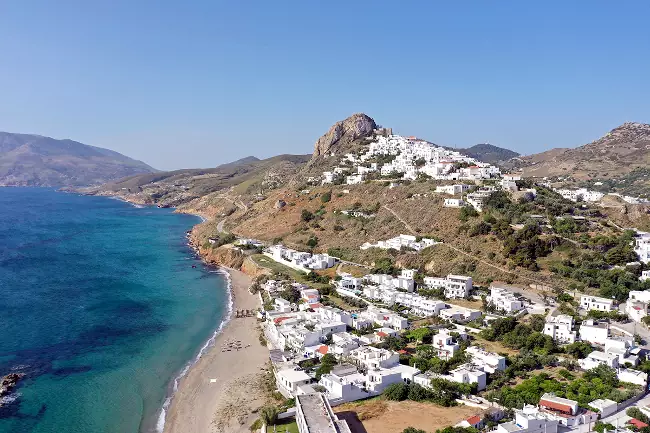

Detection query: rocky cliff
xmin=311 ymin=113 xmax=377 ymax=159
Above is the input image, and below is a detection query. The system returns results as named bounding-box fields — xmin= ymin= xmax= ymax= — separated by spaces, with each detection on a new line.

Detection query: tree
xmin=301 ymin=209 xmax=314 ymax=222
xmin=259 ymin=406 xmax=279 ymax=425
xmin=403 ymin=428 xmax=427 ymax=433
xmin=383 ymin=382 xmax=409 ymax=401
xmin=407 ymin=327 xmax=433 ymax=344
xmin=315 ymin=353 xmax=337 ymax=379
xmin=321 ymin=191 xmax=332 ymax=203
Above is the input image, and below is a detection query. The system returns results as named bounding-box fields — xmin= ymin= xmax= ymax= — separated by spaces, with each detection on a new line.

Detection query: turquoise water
xmin=0 ymin=188 xmax=228 ymax=433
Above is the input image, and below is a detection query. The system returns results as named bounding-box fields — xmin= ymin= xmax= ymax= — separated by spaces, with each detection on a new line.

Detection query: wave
xmin=155 ymin=268 xmax=233 ymax=433
xmin=106 ymin=196 xmax=147 ymax=208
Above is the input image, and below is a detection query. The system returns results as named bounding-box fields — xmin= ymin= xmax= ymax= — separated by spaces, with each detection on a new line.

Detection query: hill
xmin=510 ymin=122 xmax=650 ymax=180
xmin=457 ymin=143 xmax=520 ymax=165
xmin=0 ymin=132 xmax=155 ymax=186
xmin=79 ymin=154 xmax=311 ymax=207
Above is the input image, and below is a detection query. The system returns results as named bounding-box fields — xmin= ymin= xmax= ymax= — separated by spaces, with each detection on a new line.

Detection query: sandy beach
xmin=163 ymin=268 xmax=269 ymax=433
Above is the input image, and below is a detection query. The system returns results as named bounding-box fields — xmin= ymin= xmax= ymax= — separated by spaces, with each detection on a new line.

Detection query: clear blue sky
xmin=0 ymin=1 xmax=648 ymax=170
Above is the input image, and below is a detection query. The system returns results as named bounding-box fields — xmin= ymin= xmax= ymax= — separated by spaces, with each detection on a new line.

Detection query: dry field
xmin=335 ymin=399 xmax=483 ymax=433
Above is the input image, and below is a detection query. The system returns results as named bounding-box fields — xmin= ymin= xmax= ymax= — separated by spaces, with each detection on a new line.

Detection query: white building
xmin=578 ymin=351 xmax=619 ymax=370
xmin=436 ymin=184 xmax=471 ymax=195
xmin=487 ymin=284 xmax=524 ymax=314
xmin=495 ymin=405 xmax=559 ymax=433
xmin=579 ymin=319 xmax=609 ymax=345
xmin=635 ymin=233 xmax=650 ymax=263
xmin=360 ymin=234 xmax=439 ymax=252
xmin=543 ymin=315 xmax=577 ymax=344
xmin=424 ymin=274 xmax=472 ymax=299
xmin=439 ymin=306 xmax=482 ymax=323
xmin=432 ymin=330 xmax=460 ymax=360
xmin=465 ymin=346 xmax=507 ymax=373
xmin=266 ymin=245 xmax=337 ymax=272
xmin=626 ymin=290 xmax=650 ymax=322
xmin=414 ymin=365 xmax=487 ymax=392
xmin=277 ymin=368 xmax=312 ymax=397
xmin=580 ymin=295 xmax=615 ymax=312
xmin=295 ymin=393 xmax=351 ymax=433
xmin=444 ymin=198 xmax=467 ymax=208
xmin=556 ymin=188 xmax=605 ymax=203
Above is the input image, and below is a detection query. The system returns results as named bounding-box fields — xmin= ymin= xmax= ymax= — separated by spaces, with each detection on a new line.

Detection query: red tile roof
xmin=629 ymin=419 xmax=649 ymax=428
xmin=540 ymin=399 xmax=574 ymax=414
xmin=317 ymin=345 xmax=329 ymax=355
xmin=273 ymin=316 xmax=291 ymax=324
xmin=466 ymin=415 xmax=482 ymax=426
xmin=398 ymin=350 xmax=408 ymax=355
xmin=377 ymin=331 xmax=388 ymax=338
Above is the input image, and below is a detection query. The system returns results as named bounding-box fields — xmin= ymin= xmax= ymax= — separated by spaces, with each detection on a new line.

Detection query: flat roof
xmin=278 ymin=368 xmax=311 ymax=383
xmin=297 ymin=394 xmax=339 ymax=433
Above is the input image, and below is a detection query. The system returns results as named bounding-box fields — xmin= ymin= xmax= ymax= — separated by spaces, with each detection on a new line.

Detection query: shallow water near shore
xmin=0 ymin=188 xmax=228 ymax=433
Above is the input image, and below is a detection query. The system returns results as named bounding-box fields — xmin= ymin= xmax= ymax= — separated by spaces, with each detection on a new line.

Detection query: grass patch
xmin=271 ymin=419 xmax=299 ymax=433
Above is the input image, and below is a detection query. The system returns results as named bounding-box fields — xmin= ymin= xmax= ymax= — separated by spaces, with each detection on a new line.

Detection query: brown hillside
xmin=514 ymin=122 xmax=650 ymax=180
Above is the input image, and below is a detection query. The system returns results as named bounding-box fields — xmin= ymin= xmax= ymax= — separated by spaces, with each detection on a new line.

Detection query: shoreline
xmin=155 ymin=266 xmax=234 ymax=433
xmin=161 ymin=266 xmax=268 ymax=433
xmin=69 ymin=191 xmax=268 ymax=433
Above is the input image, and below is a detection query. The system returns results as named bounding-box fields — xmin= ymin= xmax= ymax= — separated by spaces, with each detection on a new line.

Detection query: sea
xmin=0 ymin=188 xmax=229 ymax=433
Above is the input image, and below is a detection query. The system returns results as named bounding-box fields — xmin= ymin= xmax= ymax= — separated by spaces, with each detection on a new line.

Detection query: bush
xmin=321 ymin=191 xmax=332 ymax=203
xmin=301 ymin=209 xmax=314 ymax=222
xmin=383 ymin=382 xmax=409 ymax=401
xmin=402 ymin=428 xmax=427 ymax=433
xmin=259 ymin=406 xmax=279 ymax=425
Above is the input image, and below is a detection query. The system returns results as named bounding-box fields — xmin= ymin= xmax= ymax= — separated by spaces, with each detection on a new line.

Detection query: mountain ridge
xmin=0 ymin=131 xmax=156 ymax=187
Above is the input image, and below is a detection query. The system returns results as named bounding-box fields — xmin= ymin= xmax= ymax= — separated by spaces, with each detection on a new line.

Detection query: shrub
xmin=259 ymin=406 xmax=279 ymax=425
xmin=383 ymin=382 xmax=409 ymax=401
xmin=321 ymin=191 xmax=332 ymax=203
xmin=301 ymin=209 xmax=314 ymax=222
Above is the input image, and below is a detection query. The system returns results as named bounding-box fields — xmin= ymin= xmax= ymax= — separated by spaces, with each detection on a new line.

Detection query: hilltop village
xmin=197 ymin=128 xmax=650 ymax=433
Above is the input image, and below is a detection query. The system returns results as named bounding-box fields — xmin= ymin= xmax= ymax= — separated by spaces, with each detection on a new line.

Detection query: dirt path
xmin=382 ymin=204 xmax=557 ymax=290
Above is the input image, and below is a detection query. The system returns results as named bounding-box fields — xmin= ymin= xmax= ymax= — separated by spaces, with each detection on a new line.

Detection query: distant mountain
xmin=0 ymin=132 xmax=156 ymax=187
xmin=510 ymin=122 xmax=650 ymax=179
xmin=456 ymin=143 xmax=520 ymax=165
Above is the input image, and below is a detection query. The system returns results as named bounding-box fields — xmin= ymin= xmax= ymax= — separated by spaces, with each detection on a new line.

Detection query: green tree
xmin=407 ymin=327 xmax=433 ymax=344
xmin=402 ymin=428 xmax=427 ymax=433
xmin=301 ymin=209 xmax=314 ymax=222
xmin=383 ymin=382 xmax=409 ymax=401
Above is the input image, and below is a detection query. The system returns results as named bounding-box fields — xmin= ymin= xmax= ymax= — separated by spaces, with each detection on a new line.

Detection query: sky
xmin=0 ymin=1 xmax=649 ymax=171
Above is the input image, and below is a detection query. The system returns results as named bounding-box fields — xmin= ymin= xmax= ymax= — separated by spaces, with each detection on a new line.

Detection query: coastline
xmin=161 ymin=267 xmax=268 ymax=433
xmin=72 ymin=190 xmax=268 ymax=432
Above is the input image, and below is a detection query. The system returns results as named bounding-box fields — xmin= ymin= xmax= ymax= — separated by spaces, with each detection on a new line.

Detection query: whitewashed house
xmin=439 ymin=306 xmax=481 ymax=323
xmin=544 ymin=315 xmax=577 ymax=344
xmin=432 ymin=330 xmax=460 ymax=360
xmin=487 ymin=285 xmax=524 ymax=314
xmin=424 ymin=274 xmax=472 ymax=299
xmin=465 ymin=346 xmax=507 ymax=373
xmin=444 ymin=198 xmax=466 ymax=208
xmin=495 ymin=405 xmax=559 ymax=433
xmin=580 ymin=295 xmax=614 ymax=312
xmin=626 ymin=290 xmax=650 ymax=322
xmin=578 ymin=320 xmax=610 ymax=345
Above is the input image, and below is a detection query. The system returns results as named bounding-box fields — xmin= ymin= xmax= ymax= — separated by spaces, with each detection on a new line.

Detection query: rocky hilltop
xmin=0 ymin=132 xmax=155 ymax=187
xmin=509 ymin=122 xmax=650 ymax=179
xmin=311 ymin=113 xmax=377 ymax=159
